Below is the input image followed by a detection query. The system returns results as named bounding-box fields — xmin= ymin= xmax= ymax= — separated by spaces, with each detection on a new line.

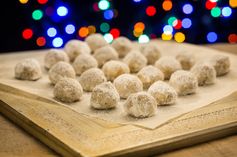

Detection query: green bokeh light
xmin=32 ymin=10 xmax=43 ymax=20
xmin=168 ymin=16 xmax=177 ymax=26
xmin=211 ymin=7 xmax=221 ymax=17
xmin=100 ymin=22 xmax=110 ymax=33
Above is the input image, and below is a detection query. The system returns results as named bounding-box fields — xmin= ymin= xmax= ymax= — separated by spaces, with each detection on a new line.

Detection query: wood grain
xmin=0 ymin=43 xmax=237 ymax=157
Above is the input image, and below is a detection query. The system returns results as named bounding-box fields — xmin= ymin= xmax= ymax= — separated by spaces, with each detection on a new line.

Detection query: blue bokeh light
xmin=207 ymin=32 xmax=217 ymax=43
xmin=57 ymin=6 xmax=68 ymax=16
xmin=182 ymin=18 xmax=192 ymax=28
xmin=65 ymin=24 xmax=75 ymax=34
xmin=182 ymin=4 xmax=193 ymax=14
xmin=52 ymin=37 xmax=63 ymax=47
xmin=47 ymin=27 xmax=57 ymax=37
xmin=104 ymin=10 xmax=114 ymax=20
xmin=163 ymin=25 xmax=173 ymax=34
xmin=222 ymin=7 xmax=232 ymax=17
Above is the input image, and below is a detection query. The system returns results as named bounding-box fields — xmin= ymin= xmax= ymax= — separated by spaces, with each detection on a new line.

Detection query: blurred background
xmin=0 ymin=0 xmax=237 ymax=52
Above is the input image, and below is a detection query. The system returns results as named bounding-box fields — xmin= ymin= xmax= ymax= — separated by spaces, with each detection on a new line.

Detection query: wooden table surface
xmin=0 ymin=43 xmax=237 ymax=157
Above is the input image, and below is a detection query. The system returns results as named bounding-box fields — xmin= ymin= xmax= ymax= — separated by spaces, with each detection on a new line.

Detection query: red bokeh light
xmin=173 ymin=19 xmax=182 ymax=29
xmin=36 ymin=37 xmax=46 ymax=46
xmin=228 ymin=34 xmax=237 ymax=43
xmin=110 ymin=28 xmax=120 ymax=39
xmin=37 ymin=0 xmax=48 ymax=5
xmin=146 ymin=6 xmax=156 ymax=16
xmin=205 ymin=0 xmax=217 ymax=10
xmin=22 ymin=28 xmax=33 ymax=40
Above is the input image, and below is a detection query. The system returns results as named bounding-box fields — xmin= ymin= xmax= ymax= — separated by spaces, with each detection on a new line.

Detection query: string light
xmin=32 ymin=10 xmax=43 ymax=20
xmin=163 ymin=25 xmax=173 ymax=34
xmin=19 ymin=0 xmax=28 ymax=4
xmin=168 ymin=16 xmax=177 ymax=25
xmin=211 ymin=7 xmax=221 ymax=17
xmin=228 ymin=34 xmax=237 ymax=43
xmin=104 ymin=10 xmax=114 ymax=20
xmin=88 ymin=25 xmax=96 ymax=34
xmin=110 ymin=28 xmax=120 ymax=38
xmin=174 ymin=32 xmax=185 ymax=43
xmin=47 ymin=27 xmax=57 ymax=37
xmin=37 ymin=0 xmax=48 ymax=5
xmin=78 ymin=27 xmax=89 ymax=37
xmin=57 ymin=6 xmax=68 ymax=16
xmin=222 ymin=7 xmax=232 ymax=17
xmin=182 ymin=4 xmax=193 ymax=14
xmin=161 ymin=33 xmax=172 ymax=40
xmin=162 ymin=0 xmax=172 ymax=11
xmin=146 ymin=6 xmax=156 ymax=16
xmin=182 ymin=18 xmax=192 ymax=29
xmin=138 ymin=34 xmax=150 ymax=43
xmin=205 ymin=0 xmax=217 ymax=10
xmin=229 ymin=0 xmax=237 ymax=8
xmin=52 ymin=37 xmax=63 ymax=47
xmin=98 ymin=0 xmax=110 ymax=10
xmin=22 ymin=28 xmax=33 ymax=40
xmin=65 ymin=24 xmax=75 ymax=34
xmin=100 ymin=22 xmax=110 ymax=32
xmin=207 ymin=32 xmax=217 ymax=43
xmin=104 ymin=33 xmax=113 ymax=43
xmin=36 ymin=37 xmax=46 ymax=46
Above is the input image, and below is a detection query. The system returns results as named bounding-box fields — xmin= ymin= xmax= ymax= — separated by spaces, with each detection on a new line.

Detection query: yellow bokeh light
xmin=161 ymin=33 xmax=172 ymax=40
xmin=133 ymin=30 xmax=143 ymax=37
xmin=19 ymin=0 xmax=29 ymax=4
xmin=230 ymin=0 xmax=237 ymax=8
xmin=88 ymin=25 xmax=96 ymax=34
xmin=174 ymin=32 xmax=185 ymax=43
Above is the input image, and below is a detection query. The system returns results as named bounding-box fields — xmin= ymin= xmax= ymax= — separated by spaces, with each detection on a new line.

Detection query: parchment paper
xmin=0 ymin=40 xmax=237 ymax=129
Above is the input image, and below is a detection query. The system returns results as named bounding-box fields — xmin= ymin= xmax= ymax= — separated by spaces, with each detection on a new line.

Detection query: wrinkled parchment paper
xmin=0 ymin=40 xmax=237 ymax=129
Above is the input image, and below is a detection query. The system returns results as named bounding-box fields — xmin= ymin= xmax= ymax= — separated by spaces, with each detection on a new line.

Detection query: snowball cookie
xmin=191 ymin=62 xmax=216 ymax=86
xmin=79 ymin=68 xmax=107 ymax=92
xmin=72 ymin=54 xmax=98 ymax=75
xmin=64 ymin=40 xmax=91 ymax=62
xmin=155 ymin=56 xmax=182 ymax=80
xmin=90 ymin=82 xmax=120 ymax=109
xmin=111 ymin=36 xmax=133 ymax=58
xmin=209 ymin=55 xmax=230 ymax=76
xmin=124 ymin=92 xmax=157 ymax=118
xmin=137 ymin=65 xmax=164 ymax=89
xmin=44 ymin=49 xmax=69 ymax=69
xmin=49 ymin=61 xmax=76 ymax=85
xmin=85 ymin=33 xmax=108 ymax=52
xmin=15 ymin=58 xmax=42 ymax=81
xmin=113 ymin=74 xmax=143 ymax=99
xmin=102 ymin=60 xmax=130 ymax=81
xmin=169 ymin=70 xmax=198 ymax=96
xmin=53 ymin=78 xmax=83 ymax=103
xmin=140 ymin=43 xmax=161 ymax=65
xmin=176 ymin=51 xmax=195 ymax=70
xmin=93 ymin=45 xmax=119 ymax=67
xmin=148 ymin=81 xmax=177 ymax=105
xmin=123 ymin=50 xmax=147 ymax=73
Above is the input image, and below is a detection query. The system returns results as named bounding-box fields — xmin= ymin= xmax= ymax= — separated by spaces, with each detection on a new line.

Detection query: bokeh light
xmin=110 ymin=28 xmax=120 ymax=38
xmin=228 ymin=34 xmax=237 ymax=43
xmin=205 ymin=0 xmax=217 ymax=10
xmin=161 ymin=33 xmax=172 ymax=40
xmin=88 ymin=25 xmax=96 ymax=34
xmin=104 ymin=10 xmax=114 ymax=20
xmin=211 ymin=7 xmax=221 ymax=17
xmin=65 ymin=24 xmax=75 ymax=34
xmin=168 ymin=16 xmax=177 ymax=25
xmin=146 ymin=6 xmax=156 ymax=16
xmin=52 ymin=37 xmax=63 ymax=47
xmin=37 ymin=0 xmax=48 ymax=5
xmin=100 ymin=22 xmax=110 ymax=32
xmin=22 ymin=28 xmax=33 ymax=40
xmin=174 ymin=32 xmax=185 ymax=43
xmin=222 ymin=7 xmax=232 ymax=17
xmin=104 ymin=33 xmax=113 ymax=43
xmin=78 ymin=27 xmax=89 ymax=37
xmin=229 ymin=0 xmax=237 ymax=8
xmin=207 ymin=32 xmax=218 ymax=42
xmin=182 ymin=4 xmax=193 ymax=14
xmin=138 ymin=34 xmax=150 ymax=43
xmin=173 ymin=19 xmax=182 ymax=29
xmin=182 ymin=18 xmax=192 ymax=28
xmin=47 ymin=27 xmax=57 ymax=37
xmin=57 ymin=6 xmax=68 ymax=16
xmin=98 ymin=0 xmax=110 ymax=10
xmin=162 ymin=0 xmax=172 ymax=11
xmin=163 ymin=25 xmax=173 ymax=34
xmin=36 ymin=37 xmax=46 ymax=46
xmin=32 ymin=10 xmax=43 ymax=20
xmin=19 ymin=0 xmax=29 ymax=4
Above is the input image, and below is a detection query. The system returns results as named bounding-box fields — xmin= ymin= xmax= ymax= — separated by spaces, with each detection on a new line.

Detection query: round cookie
xmin=79 ymin=68 xmax=107 ymax=92
xmin=90 ymin=82 xmax=120 ymax=109
xmin=123 ymin=50 xmax=147 ymax=73
xmin=176 ymin=51 xmax=195 ymax=70
xmin=124 ymin=92 xmax=157 ymax=118
xmin=155 ymin=56 xmax=182 ymax=80
xmin=72 ymin=54 xmax=98 ymax=75
xmin=209 ymin=55 xmax=230 ymax=76
xmin=137 ymin=65 xmax=164 ymax=89
xmin=102 ymin=60 xmax=130 ymax=81
xmin=111 ymin=36 xmax=133 ymax=58
xmin=140 ymin=43 xmax=161 ymax=65
xmin=15 ymin=58 xmax=42 ymax=81
xmin=169 ymin=70 xmax=198 ymax=96
xmin=85 ymin=33 xmax=108 ymax=52
xmin=64 ymin=39 xmax=91 ymax=62
xmin=148 ymin=81 xmax=177 ymax=105
xmin=191 ymin=62 xmax=216 ymax=86
xmin=44 ymin=49 xmax=69 ymax=69
xmin=53 ymin=78 xmax=83 ymax=103
xmin=49 ymin=61 xmax=76 ymax=85
xmin=113 ymin=74 xmax=143 ymax=99
xmin=93 ymin=45 xmax=118 ymax=67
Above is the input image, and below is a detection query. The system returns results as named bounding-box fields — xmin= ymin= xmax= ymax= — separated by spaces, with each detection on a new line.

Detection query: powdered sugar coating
xmin=140 ymin=43 xmax=161 ymax=65
xmin=111 ymin=36 xmax=133 ymax=58
xmin=208 ymin=55 xmax=230 ymax=76
xmin=79 ymin=68 xmax=107 ymax=92
xmin=148 ymin=81 xmax=177 ymax=105
xmin=64 ymin=40 xmax=91 ymax=62
xmin=102 ymin=60 xmax=130 ymax=81
xmin=113 ymin=74 xmax=143 ymax=99
xmin=169 ymin=70 xmax=198 ymax=96
xmin=124 ymin=92 xmax=157 ymax=118
xmin=73 ymin=54 xmax=98 ymax=75
xmin=137 ymin=65 xmax=164 ymax=89
xmin=123 ymin=50 xmax=147 ymax=73
xmin=155 ymin=56 xmax=182 ymax=80
xmin=93 ymin=45 xmax=118 ymax=67
xmin=176 ymin=51 xmax=195 ymax=70
xmin=49 ymin=61 xmax=76 ymax=85
xmin=90 ymin=82 xmax=120 ymax=109
xmin=53 ymin=78 xmax=83 ymax=103
xmin=85 ymin=33 xmax=108 ymax=52
xmin=191 ymin=62 xmax=216 ymax=86
xmin=15 ymin=58 xmax=42 ymax=81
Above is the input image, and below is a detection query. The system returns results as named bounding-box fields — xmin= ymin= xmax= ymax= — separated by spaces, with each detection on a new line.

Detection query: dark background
xmin=0 ymin=0 xmax=236 ymax=53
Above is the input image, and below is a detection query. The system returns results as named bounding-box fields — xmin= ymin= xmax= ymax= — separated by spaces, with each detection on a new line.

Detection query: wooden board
xmin=0 ymin=41 xmax=237 ymax=156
